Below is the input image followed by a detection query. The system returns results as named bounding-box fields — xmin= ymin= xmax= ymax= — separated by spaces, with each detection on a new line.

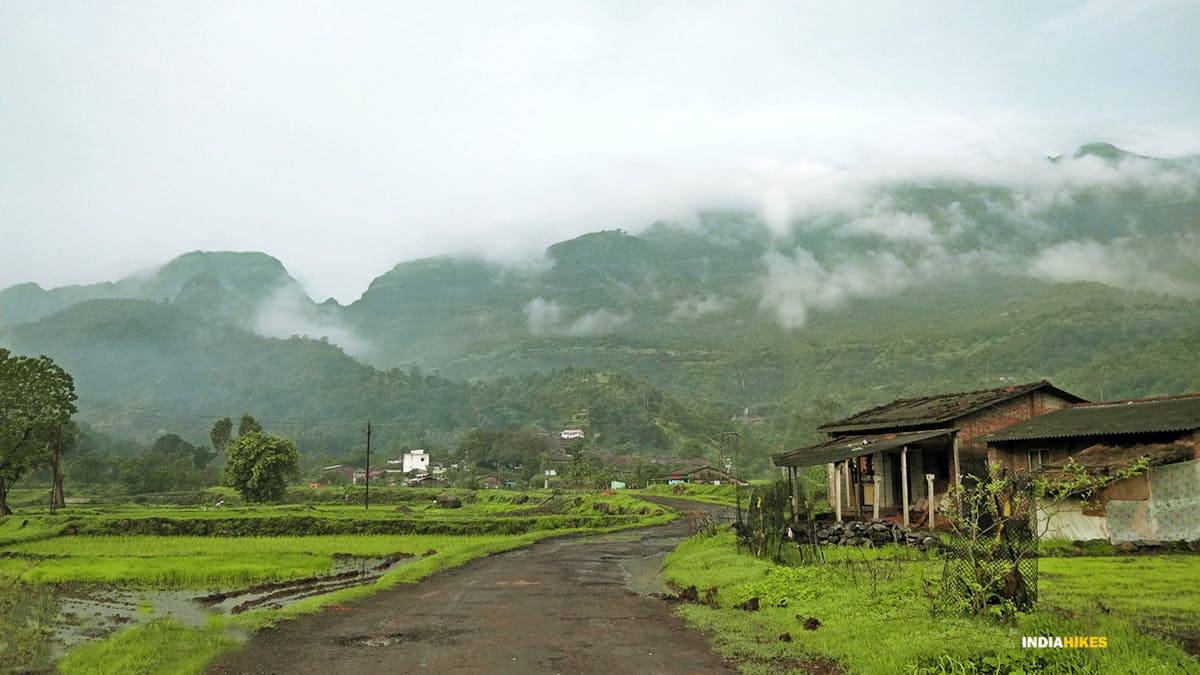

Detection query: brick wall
xmin=952 ymin=390 xmax=1075 ymax=466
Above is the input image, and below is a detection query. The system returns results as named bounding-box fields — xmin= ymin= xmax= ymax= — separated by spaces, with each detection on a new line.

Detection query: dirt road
xmin=210 ymin=498 xmax=736 ymax=674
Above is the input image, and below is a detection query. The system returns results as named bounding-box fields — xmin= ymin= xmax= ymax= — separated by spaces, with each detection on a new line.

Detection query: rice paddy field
xmin=0 ymin=487 xmax=672 ymax=673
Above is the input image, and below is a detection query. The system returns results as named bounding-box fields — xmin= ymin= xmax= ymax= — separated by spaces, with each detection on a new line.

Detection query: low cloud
xmin=250 ymin=287 xmax=374 ymax=358
xmin=523 ymin=297 xmax=563 ymax=337
xmin=522 ymin=297 xmax=630 ymax=336
xmin=1030 ymin=236 xmax=1200 ymax=297
xmin=669 ymin=294 xmax=729 ymax=321
xmin=566 ymin=309 xmax=631 ymax=336
xmin=759 ymin=248 xmax=915 ymax=329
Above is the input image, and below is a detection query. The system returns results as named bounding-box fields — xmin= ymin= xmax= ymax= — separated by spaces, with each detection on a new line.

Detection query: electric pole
xmin=365 ymin=420 xmax=373 ymax=511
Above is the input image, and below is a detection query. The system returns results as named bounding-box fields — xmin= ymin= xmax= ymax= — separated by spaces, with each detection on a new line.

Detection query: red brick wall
xmin=951 ymin=390 xmax=1074 ymax=466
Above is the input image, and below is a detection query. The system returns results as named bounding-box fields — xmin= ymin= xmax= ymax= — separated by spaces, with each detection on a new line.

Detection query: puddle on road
xmin=620 ymin=553 xmax=672 ymax=596
xmin=48 ymin=553 xmax=423 ymax=659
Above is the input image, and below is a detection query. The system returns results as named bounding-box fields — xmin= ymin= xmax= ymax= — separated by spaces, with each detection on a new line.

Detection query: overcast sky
xmin=2 ymin=1 xmax=1198 ymax=303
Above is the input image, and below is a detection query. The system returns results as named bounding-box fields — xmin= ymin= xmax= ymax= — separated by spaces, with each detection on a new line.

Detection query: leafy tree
xmin=118 ymin=434 xmax=208 ymax=494
xmin=223 ymin=431 xmax=299 ymax=502
xmin=0 ymin=349 xmax=77 ymax=516
xmin=210 ymin=417 xmax=233 ymax=453
xmin=237 ymin=414 xmax=263 ymax=438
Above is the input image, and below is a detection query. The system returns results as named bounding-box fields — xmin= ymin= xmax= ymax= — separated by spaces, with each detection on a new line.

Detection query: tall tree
xmin=223 ymin=431 xmax=299 ymax=503
xmin=210 ymin=417 xmax=233 ymax=453
xmin=0 ymin=349 xmax=77 ymax=516
xmin=237 ymin=413 xmax=263 ymax=438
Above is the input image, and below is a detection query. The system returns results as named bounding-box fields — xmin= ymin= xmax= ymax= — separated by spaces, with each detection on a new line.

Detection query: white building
xmin=387 ymin=449 xmax=431 ymax=474
xmin=560 ymin=429 xmax=585 ymax=440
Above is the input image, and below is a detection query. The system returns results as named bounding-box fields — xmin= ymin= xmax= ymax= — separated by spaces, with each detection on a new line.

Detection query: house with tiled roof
xmin=984 ymin=394 xmax=1200 ymax=543
xmin=773 ymin=381 xmax=1086 ymax=527
xmin=985 ymin=394 xmax=1200 ymax=470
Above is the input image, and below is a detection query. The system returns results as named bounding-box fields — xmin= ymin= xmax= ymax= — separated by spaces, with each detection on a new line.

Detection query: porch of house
xmin=776 ymin=428 xmax=965 ymax=530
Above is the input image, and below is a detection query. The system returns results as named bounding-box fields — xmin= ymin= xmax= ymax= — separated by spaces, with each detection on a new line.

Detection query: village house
xmin=985 ymin=394 xmax=1200 ymax=543
xmin=773 ymin=381 xmax=1086 ymax=527
xmin=386 ymin=448 xmax=430 ymax=474
xmin=649 ymin=465 xmax=749 ymax=486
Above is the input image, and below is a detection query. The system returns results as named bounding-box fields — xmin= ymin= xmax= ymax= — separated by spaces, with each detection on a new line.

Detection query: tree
xmin=0 ymin=349 xmax=77 ymax=516
xmin=237 ymin=414 xmax=263 ymax=438
xmin=210 ymin=417 xmax=233 ymax=453
xmin=223 ymin=431 xmax=299 ymax=503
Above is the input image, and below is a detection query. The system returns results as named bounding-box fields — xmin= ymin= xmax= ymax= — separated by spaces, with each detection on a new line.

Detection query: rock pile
xmin=793 ymin=520 xmax=943 ymax=550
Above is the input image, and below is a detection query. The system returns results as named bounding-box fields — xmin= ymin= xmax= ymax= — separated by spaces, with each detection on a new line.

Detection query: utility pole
xmin=365 ymin=420 xmax=373 ymax=511
xmin=722 ymin=431 xmax=741 ymax=524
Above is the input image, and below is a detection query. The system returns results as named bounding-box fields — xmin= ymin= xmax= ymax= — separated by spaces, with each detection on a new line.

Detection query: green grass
xmin=634 ymin=483 xmax=740 ymax=506
xmin=57 ymin=618 xmax=239 ymax=675
xmin=663 ymin=530 xmax=1200 ymax=674
xmin=2 ymin=490 xmax=674 ymax=673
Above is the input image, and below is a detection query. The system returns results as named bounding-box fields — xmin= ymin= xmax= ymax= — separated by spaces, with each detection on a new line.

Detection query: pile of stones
xmin=792 ymin=519 xmax=943 ymax=550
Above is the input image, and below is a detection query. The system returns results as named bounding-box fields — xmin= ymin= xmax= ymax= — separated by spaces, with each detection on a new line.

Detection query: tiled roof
xmin=773 ymin=428 xmax=953 ymax=468
xmin=1039 ymin=440 xmax=1197 ymax=479
xmin=986 ymin=394 xmax=1200 ymax=442
xmin=819 ymin=381 xmax=1086 ymax=433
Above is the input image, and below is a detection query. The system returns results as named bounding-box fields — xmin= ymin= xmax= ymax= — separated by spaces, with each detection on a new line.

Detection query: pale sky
xmin=2 ymin=1 xmax=1198 ymax=303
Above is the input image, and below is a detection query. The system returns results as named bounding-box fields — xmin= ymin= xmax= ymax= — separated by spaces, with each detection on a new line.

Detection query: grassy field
xmin=663 ymin=529 xmax=1200 ymax=674
xmin=0 ymin=488 xmax=673 ymax=673
xmin=634 ymin=483 xmax=742 ymax=507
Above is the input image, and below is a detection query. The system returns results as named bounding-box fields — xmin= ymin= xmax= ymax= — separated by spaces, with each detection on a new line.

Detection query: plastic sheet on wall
xmin=1036 ymin=498 xmax=1109 ymax=541
xmin=1148 ymin=460 xmax=1200 ymax=541
xmin=1106 ymin=460 xmax=1200 ymax=542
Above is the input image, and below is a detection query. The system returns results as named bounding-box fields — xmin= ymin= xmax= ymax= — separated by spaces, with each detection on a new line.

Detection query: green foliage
xmin=0 ymin=580 xmax=58 ymax=672
xmin=118 ymin=434 xmax=211 ymax=495
xmin=236 ymin=413 xmax=262 ymax=438
xmin=57 ymin=618 xmax=239 ymax=675
xmin=940 ymin=466 xmax=1039 ymax=619
xmin=1037 ymin=456 xmax=1150 ymax=511
xmin=209 ymin=417 xmax=232 ymax=454
xmin=222 ymin=432 xmax=299 ymax=503
xmin=665 ymin=529 xmax=1200 ymax=674
xmin=0 ymin=347 xmax=77 ymax=515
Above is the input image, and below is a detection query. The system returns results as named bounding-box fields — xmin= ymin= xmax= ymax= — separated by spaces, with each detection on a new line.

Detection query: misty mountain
xmin=2 ymin=144 xmax=1198 ymax=464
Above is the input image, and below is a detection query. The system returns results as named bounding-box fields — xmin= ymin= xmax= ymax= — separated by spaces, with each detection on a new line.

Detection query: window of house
xmin=1028 ymin=449 xmax=1052 ymax=471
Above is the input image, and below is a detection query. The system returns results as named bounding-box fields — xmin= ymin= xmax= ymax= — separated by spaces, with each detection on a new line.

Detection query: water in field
xmin=48 ymin=553 xmax=420 ymax=658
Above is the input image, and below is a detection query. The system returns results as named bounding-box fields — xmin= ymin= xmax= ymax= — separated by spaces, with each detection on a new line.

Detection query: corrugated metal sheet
xmin=986 ymin=395 xmax=1200 ymax=442
xmin=818 ymin=381 xmax=1085 ymax=433
xmin=772 ymin=428 xmax=953 ymax=468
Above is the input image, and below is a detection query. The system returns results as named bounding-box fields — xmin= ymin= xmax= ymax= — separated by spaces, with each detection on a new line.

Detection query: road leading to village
xmin=209 ymin=498 xmax=736 ymax=674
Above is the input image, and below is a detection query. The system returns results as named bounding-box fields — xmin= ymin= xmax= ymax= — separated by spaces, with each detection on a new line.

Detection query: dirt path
xmin=209 ymin=498 xmax=737 ymax=674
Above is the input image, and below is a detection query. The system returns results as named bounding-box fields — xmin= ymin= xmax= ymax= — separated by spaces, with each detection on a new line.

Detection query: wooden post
xmin=952 ymin=433 xmax=963 ymax=517
xmin=901 ymin=446 xmax=910 ymax=527
xmin=925 ymin=473 xmax=936 ymax=530
xmin=843 ymin=461 xmax=853 ymax=519
xmin=833 ymin=462 xmax=842 ymax=522
xmin=790 ymin=467 xmax=800 ymax=521
xmin=873 ymin=475 xmax=882 ymax=520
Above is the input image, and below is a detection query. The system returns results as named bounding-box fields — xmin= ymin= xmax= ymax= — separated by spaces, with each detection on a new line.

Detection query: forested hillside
xmin=2 ymin=144 xmax=1197 ymax=476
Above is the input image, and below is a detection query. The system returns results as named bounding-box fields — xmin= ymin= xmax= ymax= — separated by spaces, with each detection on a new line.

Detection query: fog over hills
xmin=2 ymin=145 xmax=1198 ymax=463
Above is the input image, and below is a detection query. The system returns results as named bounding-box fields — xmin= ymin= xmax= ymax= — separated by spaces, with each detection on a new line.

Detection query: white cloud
xmin=523 ymin=297 xmax=563 ymax=337
xmin=1029 ymin=237 xmax=1200 ymax=297
xmin=250 ymin=286 xmax=373 ymax=357
xmin=669 ymin=295 xmax=729 ymax=321
xmin=566 ymin=308 xmax=631 ymax=336
xmin=759 ymin=248 xmax=915 ymax=329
